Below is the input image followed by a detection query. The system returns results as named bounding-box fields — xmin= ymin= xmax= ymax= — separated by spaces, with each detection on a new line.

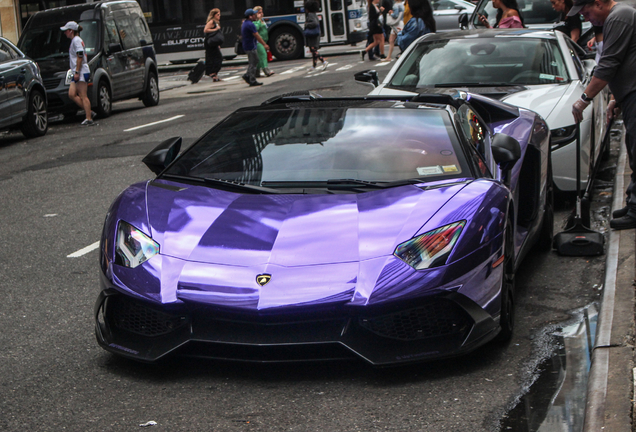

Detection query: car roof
xmin=419 ymin=28 xmax=558 ymax=43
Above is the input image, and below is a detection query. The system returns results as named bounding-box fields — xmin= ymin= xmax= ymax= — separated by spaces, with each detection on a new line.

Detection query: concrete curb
xmin=583 ymin=125 xmax=635 ymax=431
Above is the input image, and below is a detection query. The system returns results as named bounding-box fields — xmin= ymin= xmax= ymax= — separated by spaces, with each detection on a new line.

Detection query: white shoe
xmin=322 ymin=61 xmax=329 ymax=71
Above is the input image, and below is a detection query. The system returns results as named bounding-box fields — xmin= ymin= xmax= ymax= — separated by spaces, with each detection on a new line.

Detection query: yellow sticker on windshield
xmin=442 ymin=165 xmax=459 ymax=173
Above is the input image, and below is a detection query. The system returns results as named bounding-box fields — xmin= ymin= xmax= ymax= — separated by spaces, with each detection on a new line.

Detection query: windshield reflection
xmin=389 ymin=38 xmax=570 ymax=88
xmin=19 ymin=20 xmax=100 ymax=62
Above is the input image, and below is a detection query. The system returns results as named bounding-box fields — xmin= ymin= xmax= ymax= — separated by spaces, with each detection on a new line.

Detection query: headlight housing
xmin=550 ymin=125 xmax=577 ymax=151
xmin=394 ymin=221 xmax=465 ymax=270
xmin=115 ymin=221 xmax=159 ymax=268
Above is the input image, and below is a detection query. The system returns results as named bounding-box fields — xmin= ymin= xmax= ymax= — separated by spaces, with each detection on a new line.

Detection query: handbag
xmin=235 ymin=35 xmax=245 ymax=55
xmin=386 ymin=13 xmax=400 ymax=27
xmin=267 ymin=50 xmax=273 ymax=62
xmin=205 ymin=30 xmax=224 ymax=48
xmin=304 ymin=25 xmax=320 ymax=37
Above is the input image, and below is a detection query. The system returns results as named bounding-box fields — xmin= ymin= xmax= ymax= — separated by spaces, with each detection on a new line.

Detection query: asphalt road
xmin=0 ymin=54 xmax=610 ymax=431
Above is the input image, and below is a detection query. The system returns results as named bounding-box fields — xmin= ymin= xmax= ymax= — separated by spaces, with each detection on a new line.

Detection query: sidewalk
xmin=584 ymin=123 xmax=635 ymax=431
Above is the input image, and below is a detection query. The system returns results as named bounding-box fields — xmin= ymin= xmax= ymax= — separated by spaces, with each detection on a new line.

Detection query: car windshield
xmin=164 ymin=106 xmax=470 ymax=189
xmin=431 ymin=0 xmax=474 ymax=11
xmin=473 ymin=0 xmax=560 ymax=27
xmin=388 ymin=37 xmax=569 ymax=88
xmin=18 ymin=20 xmax=100 ymax=62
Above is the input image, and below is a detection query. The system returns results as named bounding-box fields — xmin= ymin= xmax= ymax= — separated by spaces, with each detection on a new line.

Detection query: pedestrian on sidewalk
xmin=241 ymin=9 xmax=268 ymax=86
xmin=204 ymin=8 xmax=223 ymax=81
xmin=385 ymin=0 xmax=405 ymax=61
xmin=397 ymin=0 xmax=435 ymax=52
xmin=304 ymin=1 xmax=328 ymax=71
xmin=61 ymin=21 xmax=95 ymax=126
xmin=361 ymin=0 xmax=386 ymax=60
xmin=253 ymin=6 xmax=275 ymax=77
xmin=570 ymin=0 xmax=636 ymax=229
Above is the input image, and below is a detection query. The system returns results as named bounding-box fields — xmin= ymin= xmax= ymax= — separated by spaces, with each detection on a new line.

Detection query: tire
xmin=142 ymin=71 xmax=160 ymax=107
xmin=20 ymin=89 xmax=48 ymax=138
xmin=95 ymin=79 xmax=112 ymax=118
xmin=535 ymin=158 xmax=554 ymax=252
xmin=269 ymin=27 xmax=304 ymax=61
xmin=495 ymin=221 xmax=515 ymax=342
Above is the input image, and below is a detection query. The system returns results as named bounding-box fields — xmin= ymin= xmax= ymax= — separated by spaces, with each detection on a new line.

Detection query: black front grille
xmin=359 ymin=300 xmax=471 ymax=341
xmin=43 ymin=77 xmax=61 ymax=90
xmin=107 ymin=296 xmax=188 ymax=337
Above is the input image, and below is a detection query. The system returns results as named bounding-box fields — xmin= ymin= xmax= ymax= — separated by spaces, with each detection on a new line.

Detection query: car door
xmin=0 ymin=41 xmax=12 ymax=129
xmin=112 ymin=7 xmax=145 ymax=97
xmin=3 ymin=41 xmax=31 ymax=121
xmin=103 ymin=15 xmax=127 ymax=100
xmin=0 ymin=41 xmax=22 ymax=128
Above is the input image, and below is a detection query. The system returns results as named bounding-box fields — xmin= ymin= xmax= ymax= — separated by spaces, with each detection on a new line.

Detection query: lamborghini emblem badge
xmin=256 ymin=274 xmax=271 ymax=286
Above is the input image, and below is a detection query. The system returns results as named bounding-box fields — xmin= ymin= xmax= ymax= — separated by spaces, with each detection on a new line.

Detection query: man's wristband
xmin=581 ymin=92 xmax=592 ymax=102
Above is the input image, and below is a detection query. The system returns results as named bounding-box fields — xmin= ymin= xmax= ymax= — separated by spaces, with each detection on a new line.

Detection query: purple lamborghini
xmin=95 ymin=92 xmax=552 ymax=365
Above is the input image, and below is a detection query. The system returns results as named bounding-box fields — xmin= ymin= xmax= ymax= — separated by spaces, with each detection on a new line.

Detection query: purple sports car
xmin=95 ymin=92 xmax=552 ymax=365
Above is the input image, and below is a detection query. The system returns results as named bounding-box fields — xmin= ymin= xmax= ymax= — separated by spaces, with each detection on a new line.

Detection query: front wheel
xmin=269 ymin=27 xmax=304 ymax=61
xmin=95 ymin=80 xmax=112 ymax=118
xmin=20 ymin=89 xmax=48 ymax=138
xmin=142 ymin=71 xmax=160 ymax=107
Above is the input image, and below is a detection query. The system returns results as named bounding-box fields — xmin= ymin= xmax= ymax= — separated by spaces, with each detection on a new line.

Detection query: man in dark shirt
xmin=570 ymin=0 xmax=636 ymax=229
xmin=241 ymin=9 xmax=269 ymax=86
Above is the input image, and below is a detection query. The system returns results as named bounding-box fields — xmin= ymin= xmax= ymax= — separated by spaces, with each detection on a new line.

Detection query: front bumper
xmin=94 ymin=285 xmax=500 ymax=366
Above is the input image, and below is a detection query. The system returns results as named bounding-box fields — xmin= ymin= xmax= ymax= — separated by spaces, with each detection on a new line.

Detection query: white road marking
xmin=124 ymin=115 xmax=184 ymax=132
xmin=281 ymin=66 xmax=307 ymax=75
xmin=336 ymin=64 xmax=354 ymax=71
xmin=67 ymin=241 xmax=100 ymax=258
xmin=224 ymin=76 xmax=240 ymax=81
xmin=373 ymin=61 xmax=393 ymax=67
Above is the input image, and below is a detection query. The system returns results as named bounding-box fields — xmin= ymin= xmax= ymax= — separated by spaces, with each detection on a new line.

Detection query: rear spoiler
xmin=261 ymin=90 xmax=520 ymax=123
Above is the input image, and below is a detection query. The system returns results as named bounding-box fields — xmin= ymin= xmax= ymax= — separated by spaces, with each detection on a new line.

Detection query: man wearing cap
xmin=241 ymin=9 xmax=269 ymax=86
xmin=570 ymin=0 xmax=636 ymax=229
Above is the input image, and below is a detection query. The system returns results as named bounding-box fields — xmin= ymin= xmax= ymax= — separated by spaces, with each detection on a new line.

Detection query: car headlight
xmin=115 ymin=221 xmax=159 ymax=268
xmin=551 ymin=125 xmax=577 ymax=151
xmin=394 ymin=221 xmax=465 ymax=270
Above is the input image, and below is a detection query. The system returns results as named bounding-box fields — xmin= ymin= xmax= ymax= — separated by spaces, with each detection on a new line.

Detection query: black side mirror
xmin=108 ymin=43 xmax=122 ymax=54
xmin=354 ymin=69 xmax=379 ymax=88
xmin=140 ymin=39 xmax=151 ymax=47
xmin=455 ymin=5 xmax=466 ymax=11
xmin=492 ymin=133 xmax=521 ymax=171
xmin=142 ymin=137 xmax=182 ymax=175
xmin=458 ymin=13 xmax=468 ymax=29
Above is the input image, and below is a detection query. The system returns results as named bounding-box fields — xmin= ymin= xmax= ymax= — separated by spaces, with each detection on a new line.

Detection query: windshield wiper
xmin=203 ymin=177 xmax=282 ymax=194
xmin=434 ymin=82 xmax=516 ymax=87
xmin=327 ymin=178 xmax=431 ymax=190
xmin=160 ymin=174 xmax=281 ymax=194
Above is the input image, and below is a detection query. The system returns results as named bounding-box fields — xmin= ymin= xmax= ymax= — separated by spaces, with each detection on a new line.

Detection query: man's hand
xmin=572 ymin=99 xmax=590 ymax=123
xmin=606 ymin=99 xmax=620 ymax=126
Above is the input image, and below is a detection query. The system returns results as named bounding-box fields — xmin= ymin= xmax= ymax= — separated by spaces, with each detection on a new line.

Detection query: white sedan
xmin=358 ymin=29 xmax=607 ymax=192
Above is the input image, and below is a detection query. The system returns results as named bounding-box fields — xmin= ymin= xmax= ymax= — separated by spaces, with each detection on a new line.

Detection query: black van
xmin=18 ymin=1 xmax=159 ymax=118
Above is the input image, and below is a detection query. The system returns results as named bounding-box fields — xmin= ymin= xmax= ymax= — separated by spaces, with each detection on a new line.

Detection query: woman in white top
xmin=61 ymin=21 xmax=95 ymax=126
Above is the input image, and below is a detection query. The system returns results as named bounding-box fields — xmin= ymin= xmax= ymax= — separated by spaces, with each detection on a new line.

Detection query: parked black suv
xmin=0 ymin=36 xmax=48 ymax=138
xmin=17 ymin=1 xmax=159 ymax=119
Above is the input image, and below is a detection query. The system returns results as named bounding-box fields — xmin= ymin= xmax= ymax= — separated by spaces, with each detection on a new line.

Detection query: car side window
xmin=566 ymin=39 xmax=585 ymax=81
xmin=457 ymin=106 xmax=492 ymax=177
xmin=0 ymin=42 xmax=12 ymax=62
xmin=115 ymin=11 xmax=141 ymax=50
xmin=104 ymin=18 xmax=121 ymax=49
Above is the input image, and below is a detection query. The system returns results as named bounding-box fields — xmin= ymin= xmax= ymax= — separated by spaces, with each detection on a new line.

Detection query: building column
xmin=0 ymin=0 xmax=20 ymax=44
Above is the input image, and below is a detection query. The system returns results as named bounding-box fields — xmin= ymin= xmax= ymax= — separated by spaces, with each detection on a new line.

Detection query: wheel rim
xmin=150 ymin=76 xmax=159 ymax=102
xmin=99 ymin=84 xmax=111 ymax=113
xmin=275 ymin=33 xmax=298 ymax=56
xmin=32 ymin=93 xmax=47 ymax=131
